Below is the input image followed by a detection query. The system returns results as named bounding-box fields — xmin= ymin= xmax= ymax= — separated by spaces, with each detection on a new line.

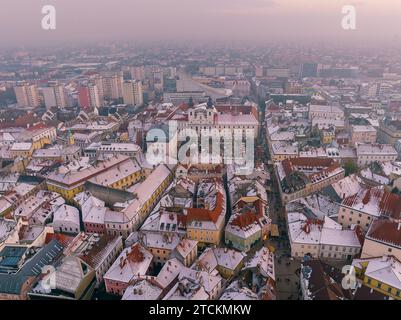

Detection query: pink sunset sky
xmin=0 ymin=0 xmax=400 ymax=47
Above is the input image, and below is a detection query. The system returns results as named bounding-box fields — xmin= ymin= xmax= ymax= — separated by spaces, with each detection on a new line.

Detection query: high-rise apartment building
xmin=42 ymin=81 xmax=68 ymax=109
xmin=78 ymin=83 xmax=102 ymax=109
xmin=91 ymin=74 xmax=104 ymax=101
xmin=14 ymin=81 xmax=40 ymax=108
xmin=130 ymin=66 xmax=146 ymax=81
xmin=123 ymin=80 xmax=143 ymax=107
xmin=88 ymin=83 xmax=102 ymax=108
xmin=78 ymin=86 xmax=90 ymax=109
xmin=102 ymin=72 xmax=124 ymax=100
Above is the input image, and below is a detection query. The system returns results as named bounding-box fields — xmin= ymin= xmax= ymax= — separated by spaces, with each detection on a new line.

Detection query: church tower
xmin=67 ymin=129 xmax=75 ymax=146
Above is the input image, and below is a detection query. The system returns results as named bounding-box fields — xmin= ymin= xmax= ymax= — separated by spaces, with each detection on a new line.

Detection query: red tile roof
xmin=231 ymin=211 xmax=258 ymax=229
xmin=289 ymin=157 xmax=335 ymax=167
xmin=342 ymin=187 xmax=401 ymax=219
xmin=45 ymin=232 xmax=74 ymax=247
xmin=127 ymin=243 xmax=145 ymax=263
xmin=231 ymin=198 xmax=265 ymax=229
xmin=282 ymin=157 xmax=339 ymax=179
xmin=187 ymin=191 xmax=224 ymax=224
xmin=27 ymin=123 xmax=48 ymax=131
xmin=367 ymin=219 xmax=401 ymax=247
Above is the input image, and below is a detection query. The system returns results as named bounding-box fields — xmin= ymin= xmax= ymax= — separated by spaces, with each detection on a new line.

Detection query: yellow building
xmin=46 ymin=155 xmax=141 ymax=201
xmin=268 ymin=140 xmax=299 ymax=163
xmin=142 ymin=233 xmax=181 ymax=266
xmin=88 ymin=159 xmax=142 ymax=191
xmin=105 ymin=164 xmax=173 ymax=239
xmin=353 ymin=256 xmax=401 ymax=300
xmin=19 ymin=125 xmax=57 ymax=149
xmin=186 ymin=182 xmax=226 ymax=246
xmin=10 ymin=142 xmax=34 ymax=158
xmin=361 ymin=219 xmax=401 ymax=262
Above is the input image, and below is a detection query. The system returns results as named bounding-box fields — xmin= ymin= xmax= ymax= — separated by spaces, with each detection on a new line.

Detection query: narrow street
xmin=257 ymin=100 xmax=301 ymax=300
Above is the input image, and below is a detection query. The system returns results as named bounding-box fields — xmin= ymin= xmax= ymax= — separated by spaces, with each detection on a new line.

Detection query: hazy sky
xmin=1 ymin=0 xmax=400 ymax=48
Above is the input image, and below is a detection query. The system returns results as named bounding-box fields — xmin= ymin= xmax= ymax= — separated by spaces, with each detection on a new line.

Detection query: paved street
xmin=257 ymin=101 xmax=301 ymax=300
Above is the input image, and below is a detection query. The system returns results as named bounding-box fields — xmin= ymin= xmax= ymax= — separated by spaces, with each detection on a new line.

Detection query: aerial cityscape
xmin=0 ymin=0 xmax=401 ymax=305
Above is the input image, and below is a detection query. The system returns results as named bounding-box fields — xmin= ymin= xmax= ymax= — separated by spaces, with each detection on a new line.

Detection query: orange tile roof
xmin=187 ymin=191 xmax=224 ymax=224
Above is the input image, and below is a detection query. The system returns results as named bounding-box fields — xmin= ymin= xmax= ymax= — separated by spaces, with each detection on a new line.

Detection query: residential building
xmin=356 ymin=144 xmax=397 ymax=167
xmin=104 ymin=243 xmax=153 ymax=296
xmin=353 ymin=256 xmax=401 ymax=300
xmin=102 ymin=72 xmax=124 ymax=100
xmin=276 ymin=157 xmax=345 ymax=204
xmin=308 ymin=105 xmax=344 ymax=121
xmin=14 ymin=81 xmax=40 ymax=108
xmin=300 ymin=259 xmax=352 ymax=300
xmin=46 ymin=155 xmax=140 ymax=201
xmin=52 ymin=204 xmax=81 ymax=234
xmin=105 ymin=164 xmax=173 ymax=238
xmin=163 ymin=267 xmax=223 ymax=300
xmin=377 ymin=120 xmax=401 ymax=145
xmin=350 ymin=125 xmax=377 ymax=145
xmin=225 ymin=197 xmax=271 ymax=252
xmin=29 ymin=256 xmax=96 ymax=300
xmin=186 ymin=180 xmax=226 ymax=246
xmin=170 ymin=238 xmax=198 ymax=267
xmin=42 ymin=81 xmax=68 ymax=109
xmin=361 ymin=219 xmax=401 ymax=261
xmin=10 ymin=142 xmax=33 ymax=158
xmin=71 ymin=233 xmax=124 ymax=287
xmin=123 ymin=80 xmax=144 ymax=107
xmin=339 ymin=186 xmax=401 ymax=231
xmin=288 ymin=214 xmax=362 ymax=260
